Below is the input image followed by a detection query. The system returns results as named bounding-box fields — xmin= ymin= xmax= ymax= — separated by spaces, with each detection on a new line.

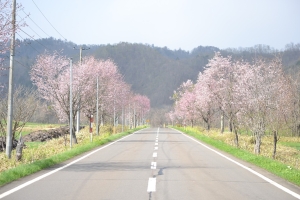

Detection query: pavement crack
xmin=158 ymin=167 xmax=166 ymax=176
xmin=149 ymin=191 xmax=152 ymax=200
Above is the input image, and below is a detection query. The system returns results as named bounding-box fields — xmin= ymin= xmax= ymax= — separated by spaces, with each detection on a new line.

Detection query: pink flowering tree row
xmin=31 ymin=51 xmax=150 ymax=143
xmin=170 ymin=52 xmax=294 ymax=155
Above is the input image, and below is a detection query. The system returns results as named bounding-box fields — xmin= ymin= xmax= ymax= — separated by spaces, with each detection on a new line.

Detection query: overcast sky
xmin=18 ymin=0 xmax=300 ymax=51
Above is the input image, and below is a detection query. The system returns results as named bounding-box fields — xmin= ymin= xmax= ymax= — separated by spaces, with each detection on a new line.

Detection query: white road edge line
xmin=147 ymin=178 xmax=156 ymax=192
xmin=173 ymin=128 xmax=300 ymax=199
xmin=0 ymin=129 xmax=144 ymax=199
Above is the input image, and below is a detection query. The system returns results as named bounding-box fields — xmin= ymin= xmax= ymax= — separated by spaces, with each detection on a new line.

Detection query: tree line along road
xmin=0 ymin=127 xmax=300 ymax=200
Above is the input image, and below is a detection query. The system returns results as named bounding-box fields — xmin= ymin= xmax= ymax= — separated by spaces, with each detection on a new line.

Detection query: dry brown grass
xmin=0 ymin=124 xmax=129 ymax=173
xmin=197 ymin=127 xmax=300 ymax=170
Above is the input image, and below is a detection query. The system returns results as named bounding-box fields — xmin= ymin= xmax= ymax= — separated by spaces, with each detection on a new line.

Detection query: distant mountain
xmin=1 ymin=38 xmax=300 ymax=108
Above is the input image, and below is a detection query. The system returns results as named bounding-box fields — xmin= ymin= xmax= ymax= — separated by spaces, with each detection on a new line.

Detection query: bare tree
xmin=0 ymin=86 xmax=39 ymax=150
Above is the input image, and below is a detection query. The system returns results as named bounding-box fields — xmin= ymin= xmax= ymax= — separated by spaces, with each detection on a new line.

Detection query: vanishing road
xmin=0 ymin=127 xmax=300 ymax=199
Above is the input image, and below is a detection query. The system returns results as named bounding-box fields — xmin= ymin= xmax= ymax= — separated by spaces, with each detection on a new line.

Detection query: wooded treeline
xmin=1 ymin=38 xmax=300 ymax=110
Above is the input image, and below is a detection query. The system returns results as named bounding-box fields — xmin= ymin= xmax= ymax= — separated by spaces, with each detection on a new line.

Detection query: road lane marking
xmin=147 ymin=127 xmax=159 ymax=194
xmin=174 ymin=128 xmax=300 ymax=200
xmin=0 ymin=129 xmax=145 ymax=199
xmin=147 ymin=178 xmax=156 ymax=192
xmin=151 ymin=162 xmax=157 ymax=169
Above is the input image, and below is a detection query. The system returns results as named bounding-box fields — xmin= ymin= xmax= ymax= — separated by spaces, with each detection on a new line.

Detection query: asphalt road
xmin=0 ymin=127 xmax=300 ymax=200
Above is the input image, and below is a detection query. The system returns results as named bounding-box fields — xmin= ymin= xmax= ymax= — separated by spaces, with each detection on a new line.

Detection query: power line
xmin=13 ymin=57 xmax=31 ymax=70
xmin=31 ymin=0 xmax=68 ymax=41
xmin=16 ymin=32 xmax=41 ymax=55
xmin=22 ymin=10 xmax=51 ymax=38
xmin=17 ymin=28 xmax=48 ymax=51
xmin=27 ymin=25 xmax=42 ymax=39
xmin=17 ymin=13 xmax=42 ymax=39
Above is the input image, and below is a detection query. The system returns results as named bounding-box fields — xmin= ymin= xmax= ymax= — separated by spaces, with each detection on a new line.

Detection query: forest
xmin=1 ymin=38 xmax=300 ymax=111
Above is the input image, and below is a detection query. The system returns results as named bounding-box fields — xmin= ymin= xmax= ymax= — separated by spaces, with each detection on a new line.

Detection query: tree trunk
xmin=100 ymin=114 xmax=104 ymax=126
xmin=220 ymin=112 xmax=224 ymax=134
xmin=272 ymin=130 xmax=279 ymax=159
xmin=16 ymin=135 xmax=24 ymax=161
xmin=228 ymin=118 xmax=233 ymax=132
xmin=254 ymin=133 xmax=261 ymax=154
xmin=71 ymin=125 xmax=77 ymax=144
xmin=233 ymin=124 xmax=239 ymax=147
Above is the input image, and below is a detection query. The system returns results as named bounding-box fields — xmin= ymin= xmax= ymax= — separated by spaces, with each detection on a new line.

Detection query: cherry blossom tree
xmin=0 ymin=1 xmax=27 ymax=83
xmin=289 ymin=70 xmax=300 ymax=136
xmin=172 ymin=80 xmax=195 ymax=127
xmin=126 ymin=94 xmax=151 ymax=128
xmin=0 ymin=1 xmax=26 ymax=54
xmin=237 ymin=58 xmax=291 ymax=154
xmin=204 ymin=52 xmax=249 ymax=145
xmin=171 ymin=51 xmax=298 ymax=157
xmin=194 ymin=73 xmax=218 ymax=130
xmin=30 ymin=51 xmax=78 ymax=143
xmin=31 ymin=51 xmax=151 ymax=141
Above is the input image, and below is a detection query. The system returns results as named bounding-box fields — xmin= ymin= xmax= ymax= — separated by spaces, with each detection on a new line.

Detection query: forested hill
xmin=2 ymin=38 xmax=300 ymax=108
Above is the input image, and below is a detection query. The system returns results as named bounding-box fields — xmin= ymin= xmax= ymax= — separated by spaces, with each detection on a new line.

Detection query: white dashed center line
xmin=147 ymin=178 xmax=156 ymax=192
xmin=147 ymin=127 xmax=159 ymax=194
xmin=151 ymin=162 xmax=157 ymax=169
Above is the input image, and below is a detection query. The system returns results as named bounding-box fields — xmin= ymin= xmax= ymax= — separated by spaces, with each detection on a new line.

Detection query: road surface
xmin=0 ymin=127 xmax=300 ymax=199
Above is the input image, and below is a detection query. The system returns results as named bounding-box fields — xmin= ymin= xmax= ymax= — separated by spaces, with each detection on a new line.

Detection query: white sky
xmin=18 ymin=0 xmax=300 ymax=51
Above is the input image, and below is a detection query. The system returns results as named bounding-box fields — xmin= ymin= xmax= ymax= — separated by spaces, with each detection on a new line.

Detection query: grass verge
xmin=0 ymin=127 xmax=144 ymax=187
xmin=174 ymin=126 xmax=300 ymax=187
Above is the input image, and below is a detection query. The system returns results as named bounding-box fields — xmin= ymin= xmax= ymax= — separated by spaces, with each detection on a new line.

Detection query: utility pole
xmin=113 ymin=90 xmax=116 ymax=134
xmin=96 ymin=76 xmax=99 ymax=135
xmin=69 ymin=58 xmax=73 ymax=148
xmin=76 ymin=47 xmax=82 ymax=134
xmin=6 ymin=0 xmax=16 ymax=159
xmin=134 ymin=103 xmax=136 ymax=128
xmin=74 ymin=46 xmax=89 ymax=134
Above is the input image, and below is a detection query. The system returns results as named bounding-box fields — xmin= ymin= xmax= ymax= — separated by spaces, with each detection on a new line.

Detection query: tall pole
xmin=69 ymin=58 xmax=73 ymax=148
xmin=96 ymin=76 xmax=99 ymax=135
xmin=134 ymin=103 xmax=136 ymax=128
xmin=129 ymin=104 xmax=131 ymax=129
xmin=6 ymin=0 xmax=16 ymax=158
xmin=113 ymin=87 xmax=116 ymax=128
xmin=121 ymin=104 xmax=124 ymax=132
xmin=76 ymin=47 xmax=82 ymax=134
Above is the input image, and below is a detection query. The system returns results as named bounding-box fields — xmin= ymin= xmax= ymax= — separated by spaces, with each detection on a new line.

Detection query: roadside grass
xmin=174 ymin=126 xmax=300 ymax=186
xmin=280 ymin=142 xmax=300 ymax=151
xmin=25 ymin=142 xmax=44 ymax=149
xmin=0 ymin=125 xmax=146 ymax=187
